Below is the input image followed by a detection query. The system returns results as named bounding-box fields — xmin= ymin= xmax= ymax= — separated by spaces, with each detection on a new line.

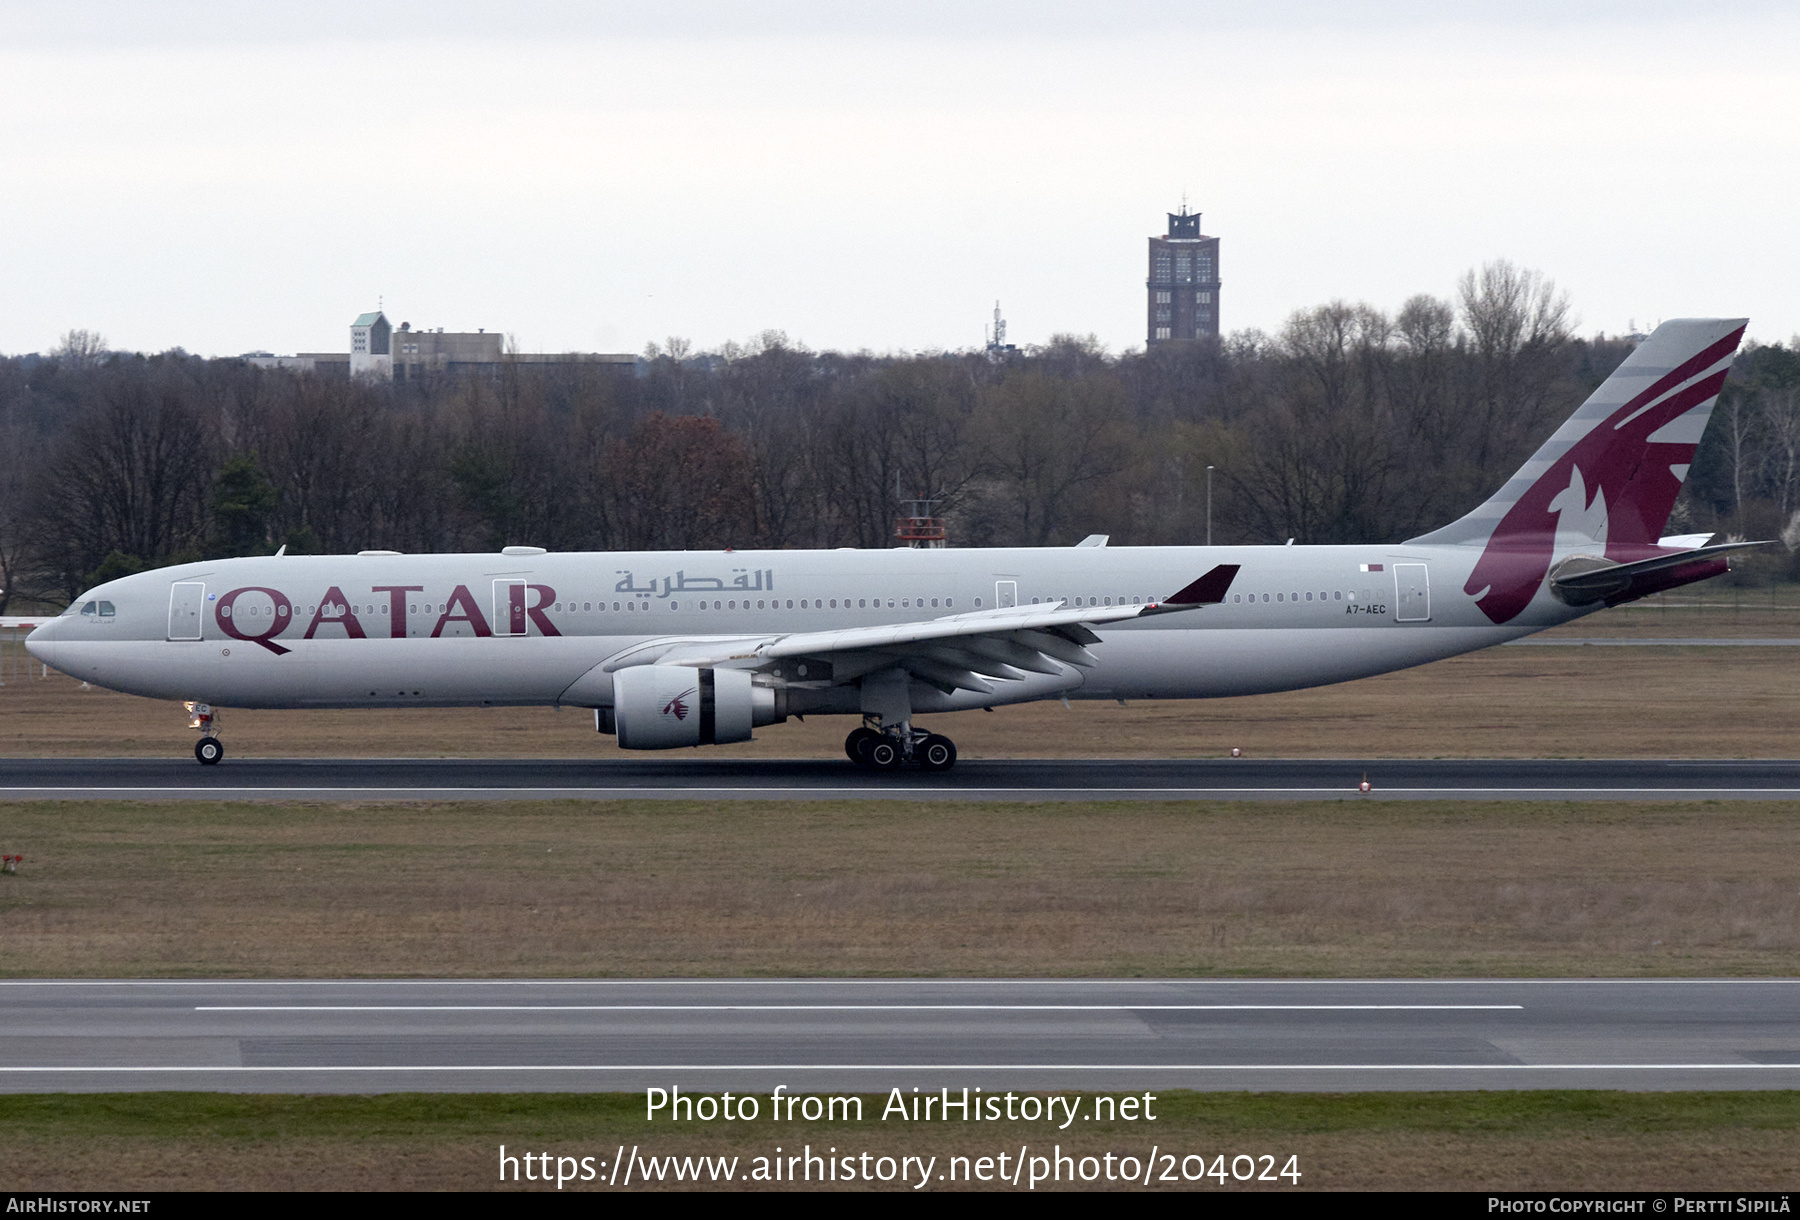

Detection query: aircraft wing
xmin=597 ymin=564 xmax=1240 ymax=695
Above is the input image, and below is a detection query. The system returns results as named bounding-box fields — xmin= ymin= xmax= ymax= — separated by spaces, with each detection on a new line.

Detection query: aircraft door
xmin=168 ymin=582 xmax=205 ymax=640
xmin=995 ymin=580 xmax=1017 ymax=609
xmin=493 ymin=579 xmax=527 ymax=636
xmin=1394 ymin=563 xmax=1430 ymax=622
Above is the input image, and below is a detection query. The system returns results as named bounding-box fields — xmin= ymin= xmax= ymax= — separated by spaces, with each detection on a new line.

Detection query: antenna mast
xmin=985 ymin=301 xmax=1014 ymax=361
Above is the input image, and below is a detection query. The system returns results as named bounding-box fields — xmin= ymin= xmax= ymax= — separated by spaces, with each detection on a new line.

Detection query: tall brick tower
xmin=1146 ymin=205 xmax=1220 ymax=345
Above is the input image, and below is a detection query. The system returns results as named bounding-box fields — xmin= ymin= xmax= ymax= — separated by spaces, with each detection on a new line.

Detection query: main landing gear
xmin=185 ymin=701 xmax=223 ymax=765
xmin=845 ymin=726 xmax=957 ymax=773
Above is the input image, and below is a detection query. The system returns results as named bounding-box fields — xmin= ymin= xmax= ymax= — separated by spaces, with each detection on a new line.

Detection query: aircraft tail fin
xmin=1406 ymin=317 xmax=1747 ymax=624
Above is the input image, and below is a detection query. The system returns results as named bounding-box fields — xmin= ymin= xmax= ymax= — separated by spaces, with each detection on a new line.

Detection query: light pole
xmin=1206 ymin=465 xmax=1214 ymax=547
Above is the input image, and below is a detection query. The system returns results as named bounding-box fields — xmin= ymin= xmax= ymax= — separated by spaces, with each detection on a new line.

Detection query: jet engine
xmin=611 ymin=665 xmax=784 ymax=749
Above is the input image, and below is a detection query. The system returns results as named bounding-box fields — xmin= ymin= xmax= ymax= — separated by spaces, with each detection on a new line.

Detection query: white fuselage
xmin=25 ymin=543 xmax=1590 ymax=714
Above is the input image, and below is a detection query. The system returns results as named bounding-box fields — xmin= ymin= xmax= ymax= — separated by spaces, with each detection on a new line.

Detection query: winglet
xmin=1165 ymin=564 xmax=1241 ymax=605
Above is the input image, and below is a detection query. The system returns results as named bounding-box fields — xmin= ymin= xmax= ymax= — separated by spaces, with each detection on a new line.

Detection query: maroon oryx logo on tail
xmin=662 ymin=688 xmax=698 ymax=721
xmin=1464 ymin=323 xmax=1744 ymax=624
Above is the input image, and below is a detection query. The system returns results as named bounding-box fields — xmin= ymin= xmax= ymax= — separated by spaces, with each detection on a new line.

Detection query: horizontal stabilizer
xmin=1549 ymin=541 xmax=1770 ymax=606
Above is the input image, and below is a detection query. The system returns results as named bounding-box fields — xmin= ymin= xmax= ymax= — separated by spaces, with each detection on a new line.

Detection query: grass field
xmin=4 ymin=1090 xmax=1797 ymax=1191
xmin=1 ymin=798 xmax=1795 ymax=978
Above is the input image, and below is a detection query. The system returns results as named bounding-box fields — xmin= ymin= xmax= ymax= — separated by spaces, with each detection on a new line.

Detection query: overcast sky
xmin=1 ymin=1 xmax=1794 ymax=358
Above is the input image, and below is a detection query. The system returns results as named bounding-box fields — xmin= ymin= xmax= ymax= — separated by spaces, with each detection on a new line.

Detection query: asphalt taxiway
xmin=2 ymin=978 xmax=1797 ymax=1093
xmin=4 ymin=756 xmax=1800 ymax=801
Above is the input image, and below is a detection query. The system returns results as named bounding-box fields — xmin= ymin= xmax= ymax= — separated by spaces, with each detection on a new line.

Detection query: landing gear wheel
xmin=845 ymin=727 xmax=881 ymax=768
xmin=195 ymin=737 xmax=223 ymax=766
xmin=917 ymin=734 xmax=957 ymax=772
xmin=867 ymin=738 xmax=904 ymax=770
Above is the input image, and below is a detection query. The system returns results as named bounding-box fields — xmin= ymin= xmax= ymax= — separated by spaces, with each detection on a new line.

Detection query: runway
xmin=5 ymin=756 xmax=1800 ymax=800
xmin=2 ymin=978 xmax=1798 ymax=1093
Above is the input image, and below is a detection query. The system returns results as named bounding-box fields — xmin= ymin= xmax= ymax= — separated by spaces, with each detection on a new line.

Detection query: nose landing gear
xmin=185 ymin=701 xmax=223 ymax=765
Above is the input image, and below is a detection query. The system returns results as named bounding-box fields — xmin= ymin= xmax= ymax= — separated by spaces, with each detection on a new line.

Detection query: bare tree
xmin=605 ymin=413 xmax=756 ymax=550
xmin=52 ymin=329 xmax=109 ymax=368
xmin=1759 ymin=384 xmax=1800 ymax=517
xmin=1714 ymin=386 xmax=1759 ymax=519
xmin=1457 ymin=260 xmax=1575 ymax=470
xmin=35 ymin=365 xmax=215 ymax=594
xmin=0 ymin=412 xmax=34 ymax=611
xmin=973 ymin=369 xmax=1135 ymax=546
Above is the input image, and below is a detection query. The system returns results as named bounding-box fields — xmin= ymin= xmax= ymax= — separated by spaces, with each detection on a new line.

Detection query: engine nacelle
xmin=611 ymin=665 xmax=783 ymax=749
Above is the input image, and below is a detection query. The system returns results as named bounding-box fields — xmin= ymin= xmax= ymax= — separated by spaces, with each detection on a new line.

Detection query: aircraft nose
xmin=23 ymin=618 xmax=57 ymax=667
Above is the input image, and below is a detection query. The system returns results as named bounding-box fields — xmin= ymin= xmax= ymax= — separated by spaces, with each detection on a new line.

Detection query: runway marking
xmin=0 ymin=1063 xmax=1792 ymax=1074
xmin=191 ymin=1003 xmax=1525 ymax=1012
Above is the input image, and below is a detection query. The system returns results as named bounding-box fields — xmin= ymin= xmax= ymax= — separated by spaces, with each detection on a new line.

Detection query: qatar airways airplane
xmin=22 ymin=317 xmax=1755 ymax=771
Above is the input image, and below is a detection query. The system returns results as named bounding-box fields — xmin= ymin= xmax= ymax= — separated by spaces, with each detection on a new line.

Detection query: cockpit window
xmin=80 ymin=601 xmax=96 ymax=617
xmin=98 ymin=601 xmax=116 ymax=617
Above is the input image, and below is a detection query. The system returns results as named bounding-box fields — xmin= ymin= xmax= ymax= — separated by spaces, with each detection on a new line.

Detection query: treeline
xmin=2 ymin=261 xmax=1796 ymax=612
